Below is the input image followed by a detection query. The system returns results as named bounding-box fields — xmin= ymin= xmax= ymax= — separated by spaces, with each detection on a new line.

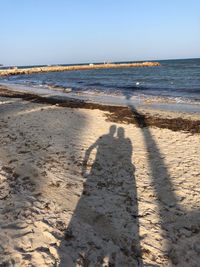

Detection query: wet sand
xmin=1 ymin=82 xmax=200 ymax=116
xmin=0 ymin=86 xmax=200 ymax=266
xmin=0 ymin=85 xmax=200 ymax=134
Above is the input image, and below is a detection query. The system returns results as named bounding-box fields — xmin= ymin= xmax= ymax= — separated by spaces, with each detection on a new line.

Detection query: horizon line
xmin=1 ymin=56 xmax=200 ymax=68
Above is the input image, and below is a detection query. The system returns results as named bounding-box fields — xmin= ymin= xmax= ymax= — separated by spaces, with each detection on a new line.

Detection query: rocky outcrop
xmin=0 ymin=62 xmax=160 ymax=77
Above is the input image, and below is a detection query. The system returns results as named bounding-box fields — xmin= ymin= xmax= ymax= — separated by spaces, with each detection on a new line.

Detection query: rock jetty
xmin=0 ymin=62 xmax=160 ymax=76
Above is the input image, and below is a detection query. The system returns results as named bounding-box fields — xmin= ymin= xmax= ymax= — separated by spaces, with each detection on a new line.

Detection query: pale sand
xmin=0 ymin=97 xmax=200 ymax=266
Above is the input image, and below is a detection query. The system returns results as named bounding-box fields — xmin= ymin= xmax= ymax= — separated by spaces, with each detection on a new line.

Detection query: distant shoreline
xmin=0 ymin=62 xmax=160 ymax=77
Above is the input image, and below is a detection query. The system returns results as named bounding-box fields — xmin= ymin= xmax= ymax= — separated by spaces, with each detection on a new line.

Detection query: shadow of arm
xmin=82 ymin=140 xmax=99 ymax=176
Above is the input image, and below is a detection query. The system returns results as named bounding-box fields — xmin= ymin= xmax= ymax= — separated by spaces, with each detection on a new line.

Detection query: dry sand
xmin=0 ymin=95 xmax=200 ymax=266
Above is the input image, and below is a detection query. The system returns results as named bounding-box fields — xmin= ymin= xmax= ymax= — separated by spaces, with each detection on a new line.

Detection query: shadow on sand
xmin=59 ymin=93 xmax=200 ymax=266
xmin=59 ymin=125 xmax=144 ymax=266
xmin=1 ymin=90 xmax=199 ymax=266
xmin=124 ymin=93 xmax=200 ymax=266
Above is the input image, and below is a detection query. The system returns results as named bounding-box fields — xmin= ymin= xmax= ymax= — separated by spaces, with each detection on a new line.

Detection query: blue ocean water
xmin=1 ymin=58 xmax=200 ymax=102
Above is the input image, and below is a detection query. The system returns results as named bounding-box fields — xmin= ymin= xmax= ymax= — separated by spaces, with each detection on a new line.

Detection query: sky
xmin=0 ymin=0 xmax=200 ymax=66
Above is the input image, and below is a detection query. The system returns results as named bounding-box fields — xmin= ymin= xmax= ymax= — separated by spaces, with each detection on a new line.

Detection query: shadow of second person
xmin=58 ymin=125 xmax=143 ymax=266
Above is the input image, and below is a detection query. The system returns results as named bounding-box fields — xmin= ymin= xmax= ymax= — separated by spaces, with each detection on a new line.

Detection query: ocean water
xmin=1 ymin=58 xmax=200 ymax=103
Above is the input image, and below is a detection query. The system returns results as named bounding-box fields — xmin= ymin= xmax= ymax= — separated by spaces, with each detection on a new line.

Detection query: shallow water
xmin=1 ymin=58 xmax=200 ymax=102
xmin=1 ymin=82 xmax=200 ymax=114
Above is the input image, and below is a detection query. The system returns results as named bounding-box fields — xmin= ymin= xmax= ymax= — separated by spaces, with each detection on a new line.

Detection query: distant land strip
xmin=0 ymin=62 xmax=160 ymax=76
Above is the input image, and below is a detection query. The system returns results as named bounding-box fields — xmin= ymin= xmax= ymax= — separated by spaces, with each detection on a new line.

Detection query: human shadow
xmin=58 ymin=125 xmax=143 ymax=266
xmin=124 ymin=92 xmax=200 ymax=265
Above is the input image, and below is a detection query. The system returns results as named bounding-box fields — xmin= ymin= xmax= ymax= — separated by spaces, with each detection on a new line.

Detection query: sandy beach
xmin=0 ymin=87 xmax=200 ymax=266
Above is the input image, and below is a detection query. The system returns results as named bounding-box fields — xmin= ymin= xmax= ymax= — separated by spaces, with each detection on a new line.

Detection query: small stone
xmin=13 ymin=172 xmax=20 ymax=178
xmin=0 ymin=244 xmax=4 ymax=253
xmin=64 ymin=229 xmax=74 ymax=241
xmin=194 ymin=242 xmax=200 ymax=254
xmin=168 ymin=249 xmax=178 ymax=265
xmin=2 ymin=165 xmax=13 ymax=173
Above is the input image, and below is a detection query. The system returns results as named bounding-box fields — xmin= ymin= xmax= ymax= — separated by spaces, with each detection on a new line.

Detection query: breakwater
xmin=0 ymin=62 xmax=160 ymax=76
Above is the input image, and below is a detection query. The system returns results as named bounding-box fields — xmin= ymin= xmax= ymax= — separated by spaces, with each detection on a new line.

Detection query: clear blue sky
xmin=1 ymin=0 xmax=199 ymax=66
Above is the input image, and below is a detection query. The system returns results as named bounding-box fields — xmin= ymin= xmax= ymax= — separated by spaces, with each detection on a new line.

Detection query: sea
xmin=1 ymin=58 xmax=200 ymax=111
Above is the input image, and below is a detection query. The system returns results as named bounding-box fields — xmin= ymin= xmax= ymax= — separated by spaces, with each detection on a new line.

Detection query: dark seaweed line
xmin=0 ymin=86 xmax=199 ymax=134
